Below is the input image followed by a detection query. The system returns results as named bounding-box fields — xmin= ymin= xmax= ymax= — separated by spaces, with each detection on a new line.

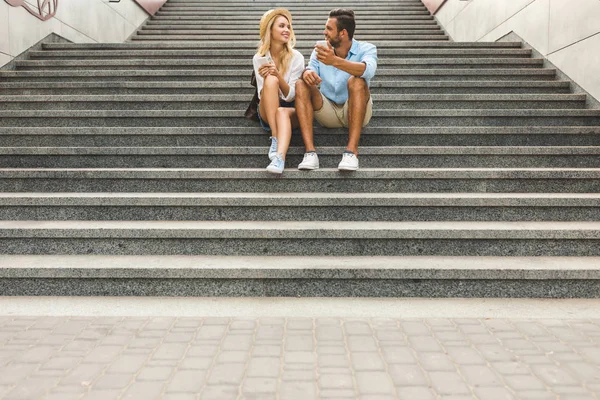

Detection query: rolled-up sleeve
xmin=280 ymin=52 xmax=306 ymax=102
xmin=307 ymin=49 xmax=320 ymax=75
xmin=360 ymin=43 xmax=377 ymax=81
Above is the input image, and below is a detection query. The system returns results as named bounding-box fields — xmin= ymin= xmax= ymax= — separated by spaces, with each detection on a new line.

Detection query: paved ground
xmin=1 ymin=305 xmax=600 ymax=400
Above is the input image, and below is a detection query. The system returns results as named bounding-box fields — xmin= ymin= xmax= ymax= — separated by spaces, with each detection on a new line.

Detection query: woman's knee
xmin=264 ymin=75 xmax=279 ymax=88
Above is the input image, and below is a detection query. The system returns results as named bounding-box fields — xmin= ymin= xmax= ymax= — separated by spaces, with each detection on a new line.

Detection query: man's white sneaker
xmin=297 ymin=152 xmax=320 ymax=170
xmin=338 ymin=152 xmax=359 ymax=171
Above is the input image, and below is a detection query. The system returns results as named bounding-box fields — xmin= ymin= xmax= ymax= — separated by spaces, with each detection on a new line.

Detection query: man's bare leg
xmin=346 ymin=76 xmax=370 ymax=155
xmin=295 ymin=79 xmax=323 ymax=153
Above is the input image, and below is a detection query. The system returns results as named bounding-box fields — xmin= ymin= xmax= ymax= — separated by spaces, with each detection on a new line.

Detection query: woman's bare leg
xmin=259 ymin=75 xmax=281 ymax=138
xmin=275 ymin=107 xmax=299 ymax=159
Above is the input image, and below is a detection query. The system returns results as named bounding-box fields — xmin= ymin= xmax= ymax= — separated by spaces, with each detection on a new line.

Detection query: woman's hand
xmin=258 ymin=63 xmax=280 ymax=79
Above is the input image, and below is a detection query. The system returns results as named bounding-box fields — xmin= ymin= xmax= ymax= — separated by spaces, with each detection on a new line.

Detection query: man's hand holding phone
xmin=315 ymin=40 xmax=336 ymax=65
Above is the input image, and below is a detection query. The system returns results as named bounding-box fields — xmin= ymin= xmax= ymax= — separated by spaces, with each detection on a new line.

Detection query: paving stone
xmin=206 ymin=363 xmax=246 ymax=385
xmin=242 ymin=377 xmax=277 ymax=394
xmin=316 ymin=326 xmax=344 ymax=341
xmin=319 ymin=354 xmax=349 ymax=368
xmin=531 ymin=365 xmax=581 ymax=386
xmin=476 ymin=344 xmax=518 ymax=362
xmin=215 ymin=351 xmax=248 ymax=364
xmin=222 ymin=335 xmax=253 ymax=351
xmin=349 ymin=352 xmax=387 ymax=372
xmin=279 ymin=382 xmax=317 ymax=400
xmin=3 ymin=377 xmax=57 ymax=400
xmin=446 ymin=346 xmax=487 ymax=365
xmin=282 ymin=369 xmax=316 ymax=381
xmin=344 ymin=321 xmax=372 ymax=336
xmin=286 ymin=335 xmax=314 ymax=351
xmin=388 ymin=364 xmax=428 ymax=386
xmin=348 ymin=336 xmax=379 ymax=352
xmin=381 ymin=346 xmax=417 ymax=364
xmin=164 ymin=332 xmax=195 ymax=343
xmin=374 ymin=329 xmax=405 ymax=342
xmin=162 ymin=395 xmax=197 ymax=400
xmin=317 ymin=347 xmax=346 ymax=357
xmin=247 ymin=357 xmax=280 ymax=378
xmin=355 ymin=371 xmax=396 ymax=394
xmin=419 ymin=352 xmax=456 ymax=371
xmin=199 ymin=385 xmax=239 ymax=400
xmin=166 ymin=370 xmax=207 ymax=392
xmin=460 ymin=365 xmax=503 ymax=387
xmin=318 ymin=373 xmax=354 ymax=389
xmin=255 ymin=326 xmax=284 ymax=341
xmin=428 ymin=371 xmax=472 ymax=395
xmin=92 ymin=373 xmax=133 ymax=390
xmin=107 ymin=354 xmax=148 ymax=373
xmin=121 ymin=381 xmax=164 ymax=399
xmin=179 ymin=357 xmax=213 ymax=370
xmin=196 ymin=325 xmax=227 ymax=341
xmin=60 ymin=363 xmax=105 ymax=385
xmin=504 ymin=374 xmax=551 ymax=391
xmin=400 ymin=321 xmax=430 ymax=335
xmin=152 ymin=343 xmax=188 ymax=361
xmin=396 ymin=386 xmax=436 ymax=400
xmin=0 ymin=364 xmax=38 ymax=385
xmin=187 ymin=344 xmax=219 ymax=358
xmin=287 ymin=319 xmax=313 ymax=331
xmin=81 ymin=389 xmax=122 ymax=400
xmin=137 ymin=366 xmax=174 ymax=381
xmin=253 ymin=345 xmax=282 ymax=357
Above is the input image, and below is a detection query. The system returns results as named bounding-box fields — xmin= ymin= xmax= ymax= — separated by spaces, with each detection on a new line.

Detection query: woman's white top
xmin=253 ymin=48 xmax=305 ymax=103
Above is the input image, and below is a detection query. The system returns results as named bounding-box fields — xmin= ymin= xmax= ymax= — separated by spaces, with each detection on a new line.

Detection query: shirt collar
xmin=349 ymin=39 xmax=359 ymax=56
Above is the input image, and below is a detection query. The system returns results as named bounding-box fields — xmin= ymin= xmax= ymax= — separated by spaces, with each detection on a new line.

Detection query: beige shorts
xmin=314 ymin=92 xmax=373 ymax=128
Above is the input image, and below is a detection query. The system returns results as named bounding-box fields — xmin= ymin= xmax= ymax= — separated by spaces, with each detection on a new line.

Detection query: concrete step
xmin=0 ymin=80 xmax=571 ymax=96
xmin=153 ymin=10 xmax=431 ymax=16
xmin=0 ymin=68 xmax=558 ymax=82
xmin=28 ymin=48 xmax=532 ymax=59
xmin=0 ymin=255 xmax=598 ymax=297
xmin=144 ymin=20 xmax=440 ymax=27
xmin=0 ymin=94 xmax=585 ymax=111
xmin=1 ymin=109 xmax=599 ymax=127
xmin=134 ymin=29 xmax=445 ymax=36
xmin=3 ymin=126 xmax=597 ymax=147
xmin=2 ymin=146 xmax=599 ymax=168
xmin=1 ymin=168 xmax=599 ymax=193
xmin=14 ymin=58 xmax=543 ymax=71
xmin=150 ymin=15 xmax=435 ymax=22
xmin=41 ymin=42 xmax=523 ymax=50
xmin=1 ymin=220 xmax=600 ymax=256
xmin=2 ymin=192 xmax=600 ymax=221
xmin=130 ymin=35 xmax=450 ymax=41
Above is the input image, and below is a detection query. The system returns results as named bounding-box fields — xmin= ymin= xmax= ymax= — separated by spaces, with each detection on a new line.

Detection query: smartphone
xmin=256 ymin=56 xmax=273 ymax=66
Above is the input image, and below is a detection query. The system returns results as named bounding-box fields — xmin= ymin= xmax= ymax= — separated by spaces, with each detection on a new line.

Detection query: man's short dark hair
xmin=329 ymin=9 xmax=356 ymax=40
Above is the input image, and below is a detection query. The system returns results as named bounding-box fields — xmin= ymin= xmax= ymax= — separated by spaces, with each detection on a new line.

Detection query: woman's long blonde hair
xmin=257 ymin=10 xmax=296 ymax=77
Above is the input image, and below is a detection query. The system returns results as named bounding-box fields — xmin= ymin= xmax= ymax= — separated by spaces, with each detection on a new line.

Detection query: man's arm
xmin=316 ymin=42 xmax=377 ymax=78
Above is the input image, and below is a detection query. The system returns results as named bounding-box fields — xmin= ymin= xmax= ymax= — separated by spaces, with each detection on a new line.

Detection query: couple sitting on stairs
xmin=252 ymin=8 xmax=378 ymax=174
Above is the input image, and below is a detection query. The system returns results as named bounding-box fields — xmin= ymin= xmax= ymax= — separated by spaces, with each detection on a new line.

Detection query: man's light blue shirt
xmin=307 ymin=39 xmax=378 ymax=105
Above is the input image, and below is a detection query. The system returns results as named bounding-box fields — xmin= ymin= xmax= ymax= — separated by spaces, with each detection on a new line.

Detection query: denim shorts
xmin=257 ymin=99 xmax=295 ymax=132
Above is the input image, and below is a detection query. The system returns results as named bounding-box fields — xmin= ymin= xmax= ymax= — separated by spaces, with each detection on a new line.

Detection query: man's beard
xmin=329 ymin=35 xmax=342 ymax=48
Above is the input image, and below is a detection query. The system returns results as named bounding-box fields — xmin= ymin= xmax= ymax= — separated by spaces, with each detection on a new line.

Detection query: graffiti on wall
xmin=4 ymin=0 xmax=59 ymax=21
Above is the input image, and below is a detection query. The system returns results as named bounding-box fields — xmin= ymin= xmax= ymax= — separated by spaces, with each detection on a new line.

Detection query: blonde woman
xmin=253 ymin=8 xmax=305 ymax=174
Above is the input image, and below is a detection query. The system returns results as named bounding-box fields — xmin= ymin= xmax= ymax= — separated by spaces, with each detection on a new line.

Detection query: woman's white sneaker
xmin=268 ymin=137 xmax=278 ymax=160
xmin=297 ymin=152 xmax=319 ymax=170
xmin=338 ymin=152 xmax=359 ymax=171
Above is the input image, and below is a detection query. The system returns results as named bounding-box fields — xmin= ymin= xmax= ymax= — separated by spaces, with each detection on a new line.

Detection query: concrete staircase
xmin=1 ymin=0 xmax=600 ymax=297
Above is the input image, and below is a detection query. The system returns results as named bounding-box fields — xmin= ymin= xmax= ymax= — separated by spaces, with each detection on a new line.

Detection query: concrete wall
xmin=435 ymin=0 xmax=600 ymax=102
xmin=1 ymin=0 xmax=148 ymax=67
